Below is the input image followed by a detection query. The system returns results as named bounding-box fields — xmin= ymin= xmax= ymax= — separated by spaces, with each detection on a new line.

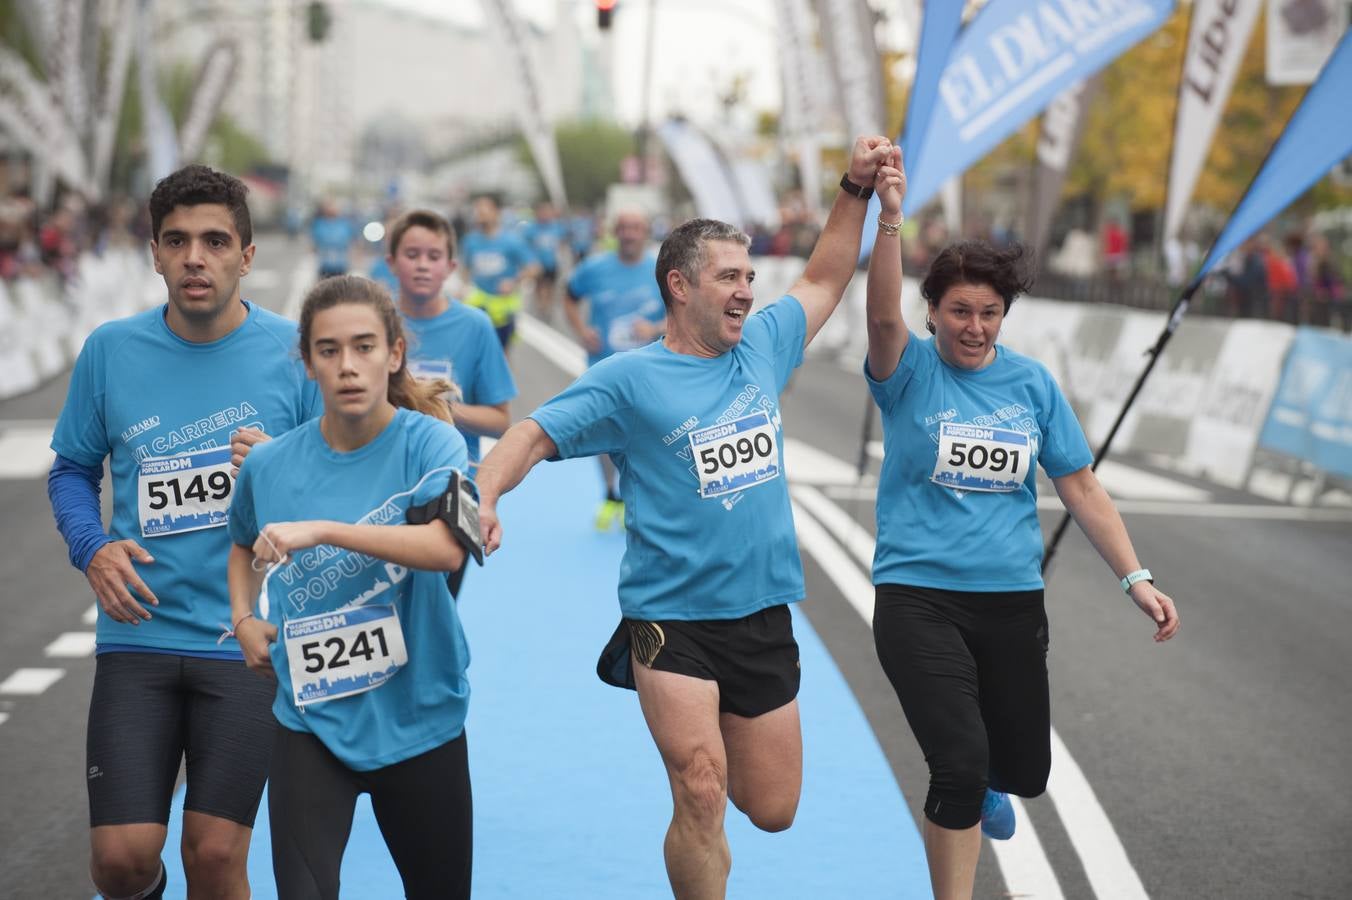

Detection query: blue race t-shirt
xmin=523 ymin=219 xmax=566 ymax=273
xmin=530 ymin=296 xmax=808 ymax=621
xmin=229 ymin=408 xmax=471 ymax=771
xmin=311 ymin=216 xmax=356 ymax=273
xmin=866 ymin=335 xmax=1093 ymax=591
xmin=461 ymin=230 xmax=536 ymax=294
xmin=567 ymin=251 xmax=665 ymax=365
xmin=51 ymin=302 xmax=322 ymax=654
xmin=403 ymin=302 xmax=518 ymax=461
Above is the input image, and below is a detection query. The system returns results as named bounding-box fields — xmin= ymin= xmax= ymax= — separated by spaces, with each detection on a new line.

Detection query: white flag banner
xmin=179 ymin=41 xmax=239 ymax=163
xmin=815 ymin=0 xmax=887 ymax=139
xmin=657 ymin=120 xmax=745 ymax=226
xmin=1266 ymin=0 xmax=1349 ymax=85
xmin=135 ymin=0 xmax=179 ymax=184
xmin=774 ymin=0 xmax=827 ymax=213
xmin=0 ymin=47 xmax=90 ymax=192
xmin=51 ymin=0 xmax=91 ymax=136
xmin=91 ymin=0 xmax=136 ymax=195
xmin=1164 ymin=0 xmax=1262 ymax=243
xmin=478 ymin=0 xmax=568 ymax=207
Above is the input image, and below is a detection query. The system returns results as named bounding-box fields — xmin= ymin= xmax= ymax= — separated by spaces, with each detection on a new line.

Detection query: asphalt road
xmin=2 ymin=233 xmax=1349 ymax=898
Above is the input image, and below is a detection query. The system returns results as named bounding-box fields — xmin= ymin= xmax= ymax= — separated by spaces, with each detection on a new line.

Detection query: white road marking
xmin=989 ymin=796 xmax=1067 ymax=899
xmin=789 ymin=499 xmax=875 ymax=624
xmin=516 ymin=313 xmax=586 ymax=378
xmin=0 ymin=668 xmax=66 ymax=695
xmin=246 ymin=269 xmax=280 ymax=289
xmin=44 ymin=632 xmax=97 ymax=658
xmin=793 ymin=484 xmax=1155 ymax=899
xmin=282 ymin=254 xmax=317 ymax=321
xmin=821 ymin=484 xmax=1352 ymax=522
xmin=784 ymin=438 xmax=865 ymax=486
xmin=867 ymin=440 xmax=1211 ymax=502
xmin=83 ymin=604 xmax=99 ymax=625
xmin=1047 ymin=729 xmax=1151 ymax=900
xmin=0 ymin=712 xmax=8 ymax=727
xmin=0 ymin=427 xmax=55 ymax=479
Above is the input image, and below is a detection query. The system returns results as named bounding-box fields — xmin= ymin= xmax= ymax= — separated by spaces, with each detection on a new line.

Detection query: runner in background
xmin=311 ymin=199 xmax=358 ymax=280
xmin=862 ymin=148 xmax=1180 ymax=900
xmin=389 ymin=209 xmax=516 ymax=467
xmin=228 ymin=275 xmax=478 ymax=900
xmin=47 ymin=165 xmax=320 ymax=900
xmin=523 ymin=200 xmax=567 ymax=321
xmin=461 ymin=194 xmax=540 ymax=349
xmin=474 ymin=135 xmax=892 ymax=899
xmin=563 ymin=209 xmax=664 ymax=531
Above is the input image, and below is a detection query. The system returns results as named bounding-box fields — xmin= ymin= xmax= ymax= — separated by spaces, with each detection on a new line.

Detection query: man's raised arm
xmin=792 ymin=135 xmax=893 ymax=346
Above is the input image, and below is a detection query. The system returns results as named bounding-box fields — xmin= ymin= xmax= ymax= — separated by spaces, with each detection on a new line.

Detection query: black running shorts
xmin=86 ymin=651 xmax=277 ymax=828
xmin=597 ymin=603 xmax=801 ymax=718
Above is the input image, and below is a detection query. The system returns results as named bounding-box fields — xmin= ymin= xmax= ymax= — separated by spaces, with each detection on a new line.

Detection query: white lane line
xmin=83 ymin=604 xmax=99 ymax=625
xmin=0 ymin=712 xmax=8 ymax=727
xmin=44 ymin=632 xmax=97 ymax=658
xmin=0 ymin=668 xmax=66 ymax=695
xmin=869 ymin=441 xmax=1210 ymax=503
xmin=989 ymin=796 xmax=1067 ymax=899
xmin=784 ymin=439 xmax=865 ymax=486
xmin=1047 ymin=729 xmax=1150 ymax=900
xmin=0 ymin=427 xmax=55 ymax=479
xmin=792 ymin=485 xmax=875 ymax=573
xmin=790 ymin=499 xmax=876 ymax=624
xmin=515 ymin=313 xmax=586 ymax=378
xmin=282 ymin=254 xmax=316 ymax=321
xmin=821 ymin=484 xmax=1352 ymax=522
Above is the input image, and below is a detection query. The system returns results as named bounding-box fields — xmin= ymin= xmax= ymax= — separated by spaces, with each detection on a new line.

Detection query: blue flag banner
xmin=1258 ymin=328 xmax=1352 ymax=480
xmin=904 ymin=0 xmax=1176 ymax=212
xmin=861 ymin=1 xmax=965 ymax=261
xmin=1196 ymin=28 xmax=1352 ymax=279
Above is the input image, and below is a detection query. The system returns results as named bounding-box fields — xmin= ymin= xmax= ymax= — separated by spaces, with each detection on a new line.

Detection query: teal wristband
xmin=1120 ymin=568 xmax=1153 ymax=593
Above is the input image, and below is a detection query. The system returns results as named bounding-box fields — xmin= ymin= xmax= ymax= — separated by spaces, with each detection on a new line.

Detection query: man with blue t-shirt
xmin=389 ymin=208 xmax=516 ymax=464
xmin=47 ymin=165 xmax=320 ymax=900
xmin=564 ymin=210 xmax=665 ymax=530
xmin=311 ymin=199 xmax=357 ymax=279
xmin=523 ymin=200 xmax=567 ymax=319
xmin=475 ymin=136 xmax=893 ymax=898
xmin=461 ymin=194 xmax=540 ymax=348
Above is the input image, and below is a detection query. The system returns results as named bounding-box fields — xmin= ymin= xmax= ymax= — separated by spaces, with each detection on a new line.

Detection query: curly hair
xmin=148 ymin=165 xmax=252 ymax=246
xmin=655 ymin=218 xmax=751 ymax=309
xmin=920 ymin=240 xmax=1035 ymax=314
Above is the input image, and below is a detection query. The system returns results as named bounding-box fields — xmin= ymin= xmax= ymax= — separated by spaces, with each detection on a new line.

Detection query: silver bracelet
xmin=877 ymin=213 xmax=903 ymax=236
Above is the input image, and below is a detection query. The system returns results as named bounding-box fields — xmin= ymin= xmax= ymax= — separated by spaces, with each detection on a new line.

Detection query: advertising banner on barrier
xmin=1259 ymin=328 xmax=1352 ymax=480
xmin=1266 ymin=0 xmax=1349 ymax=85
xmin=904 ymin=0 xmax=1176 ymax=211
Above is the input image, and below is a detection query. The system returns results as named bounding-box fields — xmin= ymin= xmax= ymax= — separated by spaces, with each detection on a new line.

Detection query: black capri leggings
xmin=873 ymin=583 xmax=1051 ymax=830
xmin=268 ymin=727 xmax=473 ymax=900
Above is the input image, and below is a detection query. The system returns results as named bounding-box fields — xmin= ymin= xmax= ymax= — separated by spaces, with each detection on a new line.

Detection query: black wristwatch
xmin=839 ymin=172 xmax=874 ymax=200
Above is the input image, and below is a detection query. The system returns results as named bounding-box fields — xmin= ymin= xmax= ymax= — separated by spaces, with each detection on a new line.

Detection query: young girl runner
xmin=227 ymin=274 xmax=479 ymax=899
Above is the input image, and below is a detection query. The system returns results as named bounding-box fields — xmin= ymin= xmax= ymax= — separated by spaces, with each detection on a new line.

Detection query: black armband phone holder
xmin=407 ymin=470 xmax=484 ymax=568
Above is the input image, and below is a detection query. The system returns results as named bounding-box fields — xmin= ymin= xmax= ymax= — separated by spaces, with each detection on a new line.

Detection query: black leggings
xmin=268 ymin=727 xmax=473 ymax=900
xmin=873 ymin=584 xmax=1051 ymax=830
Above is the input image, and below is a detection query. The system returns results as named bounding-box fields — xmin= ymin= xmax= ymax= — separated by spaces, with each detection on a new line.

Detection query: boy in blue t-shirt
xmin=522 ymin=200 xmax=567 ymax=319
xmin=47 ymin=165 xmax=320 ymax=900
xmin=472 ymin=135 xmax=893 ymax=897
xmin=563 ymin=210 xmax=665 ymax=529
xmin=388 ymin=209 xmax=517 ymax=464
xmin=311 ymin=199 xmax=357 ymax=279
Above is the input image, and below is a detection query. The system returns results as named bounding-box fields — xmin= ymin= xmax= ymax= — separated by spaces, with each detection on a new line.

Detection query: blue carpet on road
xmin=146 ymin=457 xmax=928 ymax=898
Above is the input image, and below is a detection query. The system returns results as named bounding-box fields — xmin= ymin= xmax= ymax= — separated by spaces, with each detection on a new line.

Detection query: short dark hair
xmin=921 ymin=240 xmax=1034 ymax=313
xmin=148 ymin=165 xmax=252 ymax=246
xmin=654 ymin=218 xmax=751 ymax=309
xmin=387 ymin=209 xmax=456 ymax=259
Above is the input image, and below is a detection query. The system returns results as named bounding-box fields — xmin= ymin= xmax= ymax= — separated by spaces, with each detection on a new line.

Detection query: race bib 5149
xmin=138 ymin=446 xmax=234 ymax=537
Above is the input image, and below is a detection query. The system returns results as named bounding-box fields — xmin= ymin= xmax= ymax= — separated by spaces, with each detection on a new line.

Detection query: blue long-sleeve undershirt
xmin=48 ymin=454 xmax=111 ymax=572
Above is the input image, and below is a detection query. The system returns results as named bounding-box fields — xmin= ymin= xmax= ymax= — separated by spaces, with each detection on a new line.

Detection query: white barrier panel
xmin=0 ymin=249 xmax=160 ymax=402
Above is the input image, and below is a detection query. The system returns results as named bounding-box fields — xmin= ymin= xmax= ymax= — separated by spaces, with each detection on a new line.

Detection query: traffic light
xmin=597 ymin=0 xmax=617 ymax=30
xmin=307 ymin=1 xmax=332 ymax=43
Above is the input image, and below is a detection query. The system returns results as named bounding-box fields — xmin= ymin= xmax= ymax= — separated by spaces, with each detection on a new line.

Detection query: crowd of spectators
xmin=0 ymin=186 xmax=146 ymax=288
